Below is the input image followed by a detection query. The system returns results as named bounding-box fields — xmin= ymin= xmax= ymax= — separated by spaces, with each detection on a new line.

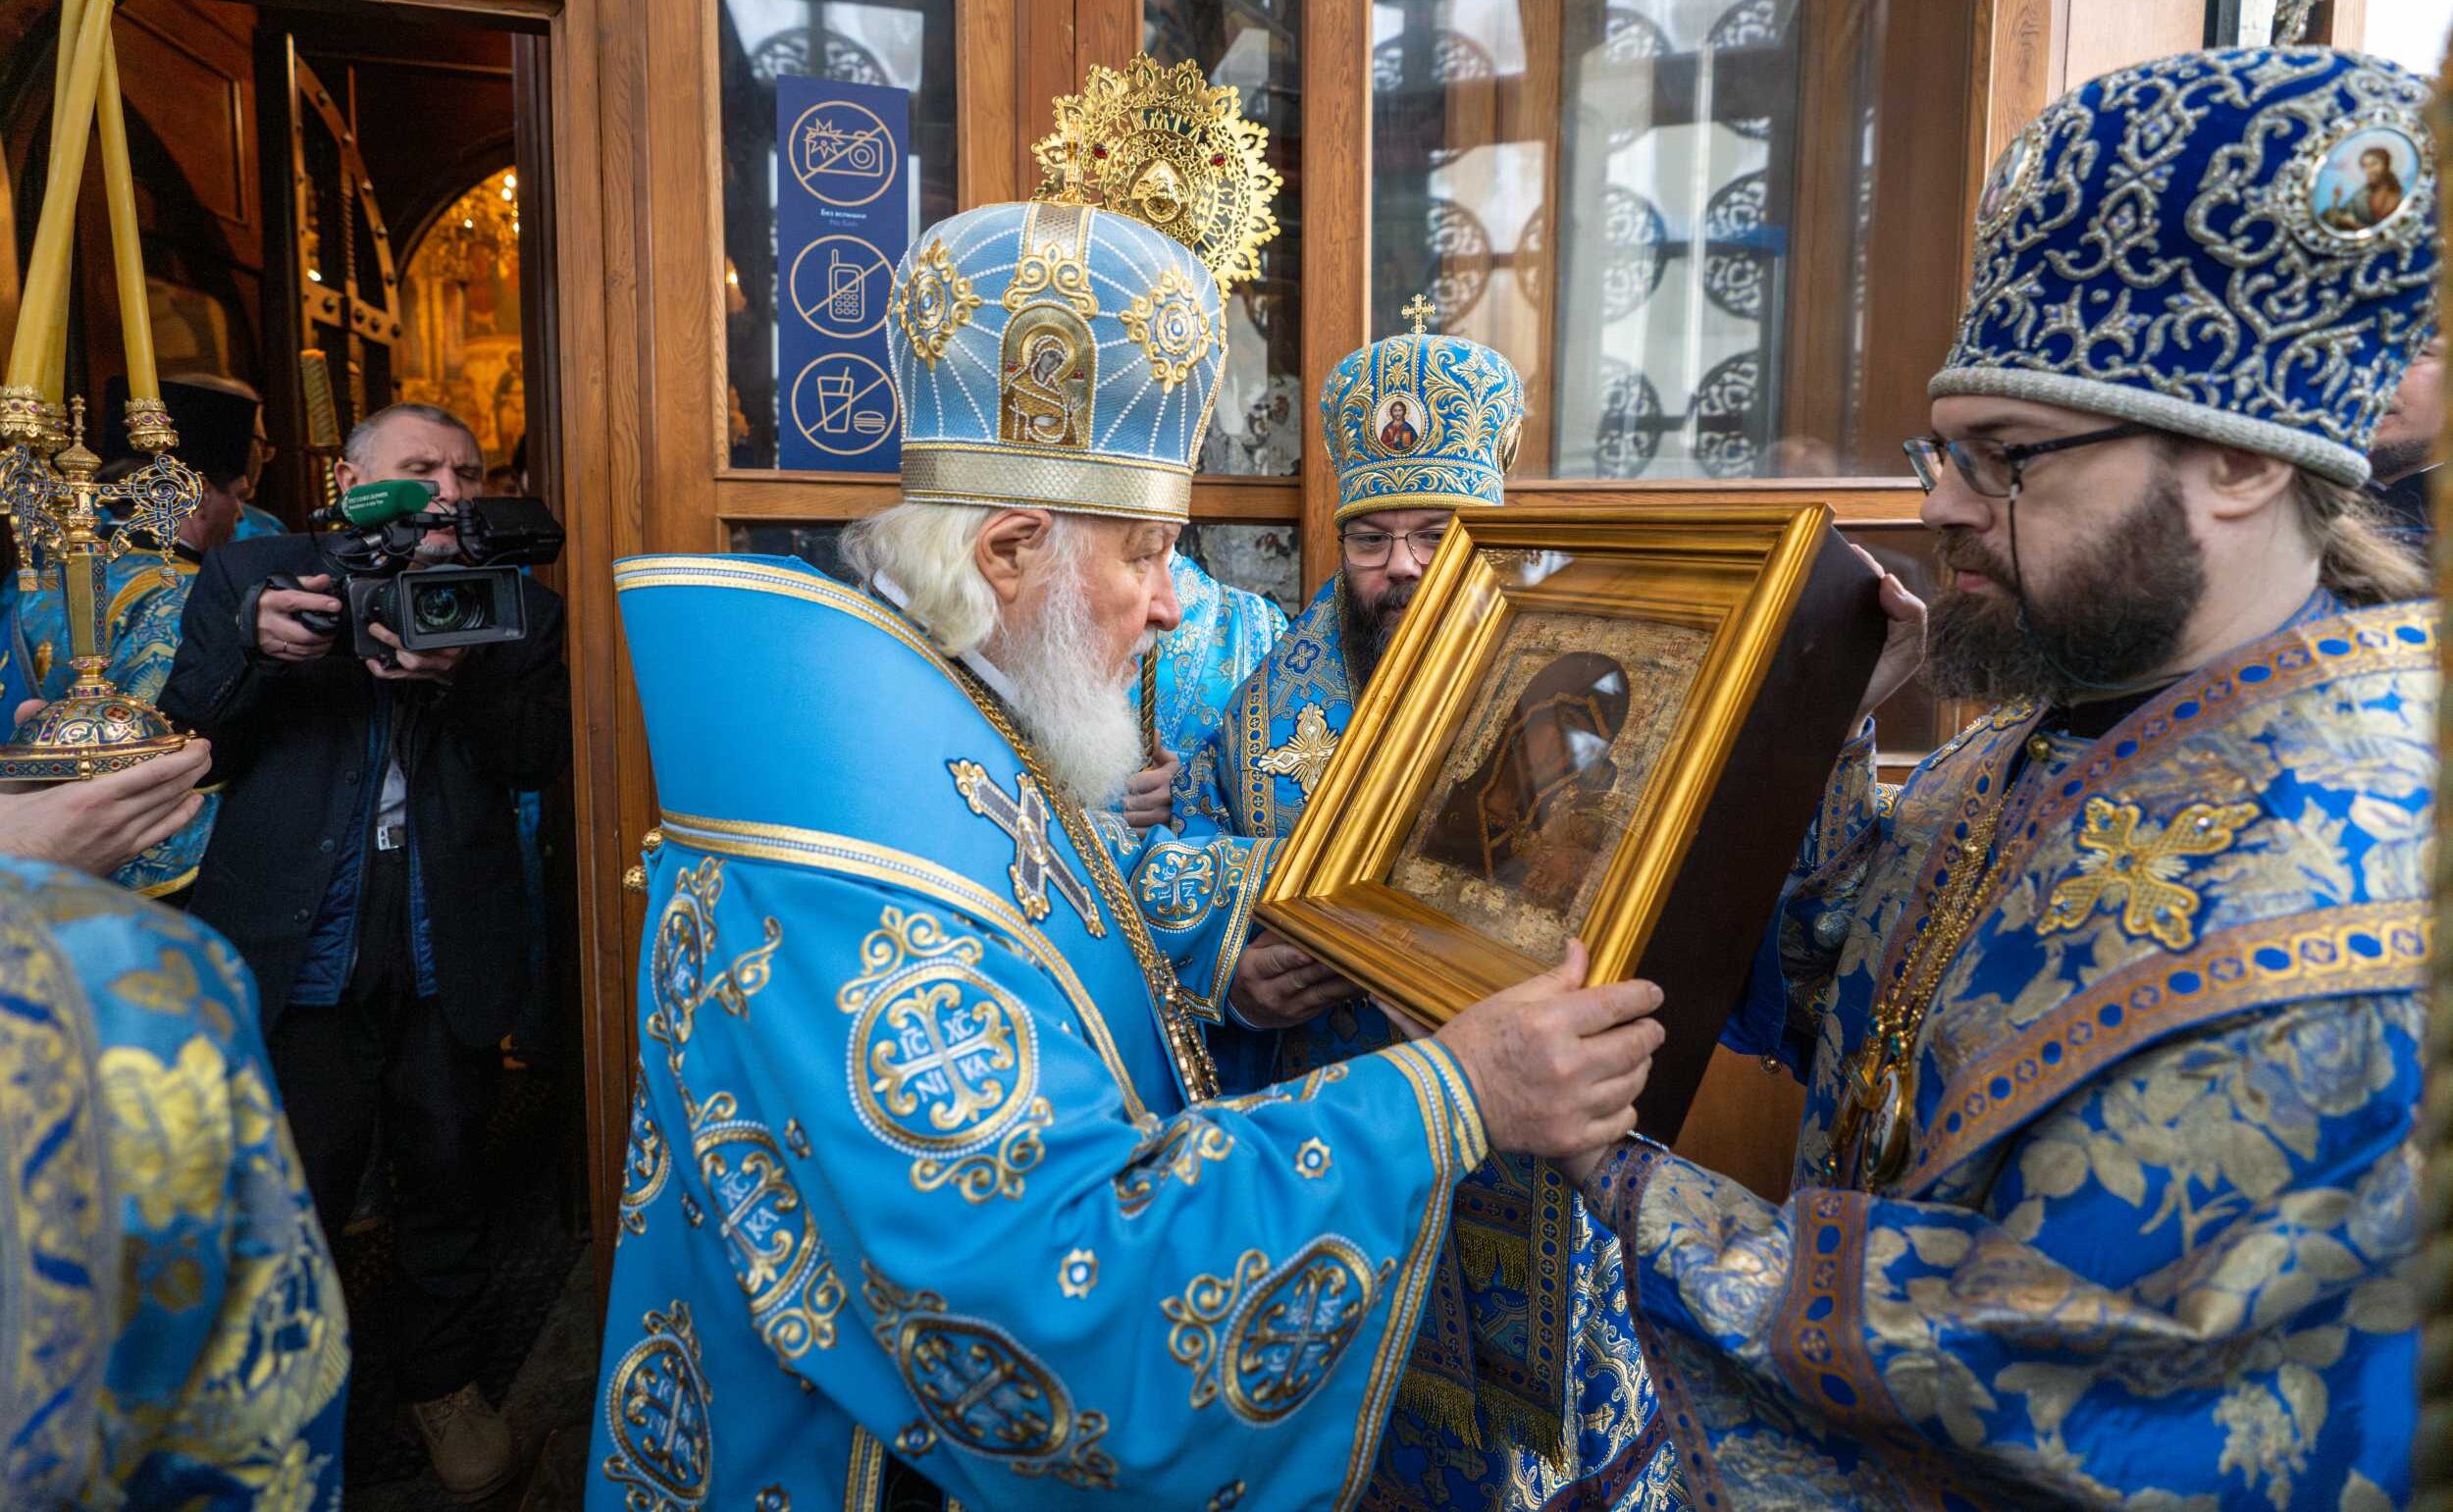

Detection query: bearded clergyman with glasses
xmin=1569 ymin=46 xmax=2435 ymax=1507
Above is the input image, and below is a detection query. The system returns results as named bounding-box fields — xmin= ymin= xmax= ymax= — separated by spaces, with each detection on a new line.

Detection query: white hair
xmin=840 ymin=503 xmax=1144 ymax=805
xmin=840 ymin=502 xmax=1004 ymax=654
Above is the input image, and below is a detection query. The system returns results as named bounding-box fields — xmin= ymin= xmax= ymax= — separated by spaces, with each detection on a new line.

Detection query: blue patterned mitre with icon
xmin=1324 ymin=298 xmax=1526 ymax=524
xmin=886 ymin=56 xmax=1279 ymax=523
xmin=888 ymin=203 xmax=1225 ymax=523
xmin=1936 ymin=47 xmax=2437 ymax=486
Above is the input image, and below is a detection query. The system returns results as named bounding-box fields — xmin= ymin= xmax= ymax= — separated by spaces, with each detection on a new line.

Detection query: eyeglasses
xmin=1902 ymin=422 xmax=2151 ymax=498
xmin=1339 ymin=526 xmax=1449 ymax=567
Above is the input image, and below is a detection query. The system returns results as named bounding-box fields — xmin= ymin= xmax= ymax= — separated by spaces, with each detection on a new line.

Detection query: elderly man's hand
xmin=1122 ymin=754 xmax=1178 ymax=829
xmin=0 ymin=719 xmax=211 ymax=877
xmin=1431 ymin=939 xmax=1665 ymax=1158
xmin=1228 ymin=930 xmax=1357 ymax=1029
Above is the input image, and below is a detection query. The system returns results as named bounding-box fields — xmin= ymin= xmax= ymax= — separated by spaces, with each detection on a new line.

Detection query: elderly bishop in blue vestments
xmin=590 ymin=56 xmax=1669 ymax=1512
xmin=1573 ymin=47 xmax=2438 ymax=1508
xmin=1174 ymin=310 xmax=1678 ymax=1510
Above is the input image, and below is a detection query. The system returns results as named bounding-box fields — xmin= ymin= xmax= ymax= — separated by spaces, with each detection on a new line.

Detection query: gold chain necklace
xmin=1823 ymin=731 xmax=2045 ymax=1188
xmin=951 ymin=663 xmax=1222 ymax=1102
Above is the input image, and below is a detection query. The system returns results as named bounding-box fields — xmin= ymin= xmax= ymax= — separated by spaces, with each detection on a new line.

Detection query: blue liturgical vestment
xmin=1579 ymin=595 xmax=2433 ymax=1508
xmin=1133 ymin=550 xmax=1287 ymax=763
xmin=594 ymin=554 xmax=1494 ymax=1512
xmin=6 ymin=551 xmax=222 ymax=895
xmin=0 ymin=857 xmax=348 ymax=1510
xmin=1176 ymin=578 xmax=1678 ymax=1511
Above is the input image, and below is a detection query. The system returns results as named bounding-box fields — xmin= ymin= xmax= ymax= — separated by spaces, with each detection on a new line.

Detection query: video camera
xmin=269 ymin=478 xmax=565 ymax=662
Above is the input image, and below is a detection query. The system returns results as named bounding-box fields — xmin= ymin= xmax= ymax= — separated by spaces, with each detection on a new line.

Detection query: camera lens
xmin=409 ymin=581 xmax=489 ymax=635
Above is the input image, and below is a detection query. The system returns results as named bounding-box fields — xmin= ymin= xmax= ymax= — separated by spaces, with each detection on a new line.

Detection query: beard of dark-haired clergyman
xmin=1922 ymin=460 xmax=2207 ymax=706
xmin=1342 ymin=574 xmax=1417 ymax=688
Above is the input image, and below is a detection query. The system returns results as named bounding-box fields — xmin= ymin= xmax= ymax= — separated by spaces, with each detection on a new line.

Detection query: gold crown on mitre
xmin=1030 ymin=54 xmax=1281 ymax=291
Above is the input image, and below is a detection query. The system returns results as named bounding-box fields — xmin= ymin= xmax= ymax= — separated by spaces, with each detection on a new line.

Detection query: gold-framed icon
xmin=1258 ymin=502 xmax=1885 ymax=1138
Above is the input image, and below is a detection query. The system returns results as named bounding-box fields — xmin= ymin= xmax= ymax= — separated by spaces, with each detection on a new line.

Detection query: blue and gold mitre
xmin=887 ymin=56 xmax=1279 ymax=523
xmin=1323 ymin=297 xmax=1525 ymax=524
xmin=1935 ymin=47 xmax=2437 ymax=486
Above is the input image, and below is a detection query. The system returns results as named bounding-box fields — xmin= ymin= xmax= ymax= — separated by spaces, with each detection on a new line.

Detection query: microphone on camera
xmin=311 ymin=477 xmax=441 ymax=531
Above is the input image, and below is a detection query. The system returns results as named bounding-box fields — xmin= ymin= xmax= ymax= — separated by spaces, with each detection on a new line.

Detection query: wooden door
xmin=254 ymin=34 xmax=405 ymax=511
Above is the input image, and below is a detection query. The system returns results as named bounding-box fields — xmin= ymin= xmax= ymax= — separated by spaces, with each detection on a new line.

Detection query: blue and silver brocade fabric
xmin=0 ymin=858 xmax=347 ymax=1510
xmin=1134 ymin=550 xmax=1288 ymax=764
xmin=1587 ymin=597 xmax=2433 ymax=1509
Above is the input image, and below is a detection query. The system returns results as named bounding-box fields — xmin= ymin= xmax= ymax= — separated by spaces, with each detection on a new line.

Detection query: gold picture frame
xmin=1259 ymin=502 xmax=1885 ymax=1138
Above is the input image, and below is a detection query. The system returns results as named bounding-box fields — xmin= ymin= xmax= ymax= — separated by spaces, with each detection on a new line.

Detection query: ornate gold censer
xmin=0 ymin=0 xmax=201 ymax=780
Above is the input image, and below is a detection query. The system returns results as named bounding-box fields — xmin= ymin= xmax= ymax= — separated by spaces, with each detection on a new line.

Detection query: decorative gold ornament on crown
xmin=0 ymin=397 xmax=200 ymax=781
xmin=1030 ymin=54 xmax=1280 ymax=291
xmin=1401 ymin=293 xmax=1435 ymax=336
xmin=892 ymin=238 xmax=982 ymax=369
xmin=1121 ymin=267 xmax=1220 ymax=392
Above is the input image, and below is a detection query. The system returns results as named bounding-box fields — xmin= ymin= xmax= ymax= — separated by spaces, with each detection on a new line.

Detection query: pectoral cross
xmin=950 ymin=759 xmax=1104 ymax=935
xmin=1402 ymin=293 xmax=1436 ymax=335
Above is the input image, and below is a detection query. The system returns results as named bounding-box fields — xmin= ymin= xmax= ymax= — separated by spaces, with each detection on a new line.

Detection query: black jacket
xmin=159 ymin=533 xmax=570 ymax=1042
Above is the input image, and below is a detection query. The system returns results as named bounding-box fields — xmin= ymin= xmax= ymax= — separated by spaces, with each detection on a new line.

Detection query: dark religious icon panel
xmin=1391 ymin=611 xmax=1708 ymax=963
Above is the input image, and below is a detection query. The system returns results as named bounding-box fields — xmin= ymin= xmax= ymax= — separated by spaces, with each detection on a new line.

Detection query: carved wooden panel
xmin=118 ymin=0 xmax=258 ymax=264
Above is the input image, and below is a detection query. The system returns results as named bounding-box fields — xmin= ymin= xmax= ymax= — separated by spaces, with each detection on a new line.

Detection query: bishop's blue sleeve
xmin=625 ymin=843 xmax=1485 ymax=1510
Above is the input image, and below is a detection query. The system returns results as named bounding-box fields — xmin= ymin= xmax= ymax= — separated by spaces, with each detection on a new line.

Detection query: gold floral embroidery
xmin=1164 ymin=1248 xmax=1271 ymax=1409
xmin=861 ymin=1260 xmax=1117 ymax=1488
xmin=1255 ymin=704 xmax=1338 ymax=795
xmin=1121 ymin=267 xmax=1219 ymax=391
xmin=1294 ymin=1137 xmax=1331 ymax=1179
xmin=2040 ymin=798 xmax=2260 ymax=950
xmin=108 ymin=948 xmax=231 ymax=1037
xmin=1003 ymin=241 xmax=1099 ymax=318
xmin=890 ymin=238 xmax=981 ymax=367
xmin=1115 ymin=1115 xmax=1234 ymax=1218
xmin=1059 ymin=1248 xmax=1099 ymax=1298
xmin=1164 ymin=1238 xmax=1387 ymax=1423
xmin=98 ymin=1036 xmax=232 ymax=1229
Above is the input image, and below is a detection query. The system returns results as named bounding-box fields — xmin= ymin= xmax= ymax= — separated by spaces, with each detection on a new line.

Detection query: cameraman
xmin=159 ymin=401 xmax=568 ymax=1501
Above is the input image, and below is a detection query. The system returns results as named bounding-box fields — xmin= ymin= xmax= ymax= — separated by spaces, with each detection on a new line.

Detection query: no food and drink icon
xmin=776 ymin=77 xmax=911 ymax=471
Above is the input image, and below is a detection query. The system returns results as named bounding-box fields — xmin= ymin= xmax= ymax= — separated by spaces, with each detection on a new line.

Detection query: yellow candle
xmin=95 ymin=28 xmax=154 ymax=400
xmin=39 ymin=0 xmax=84 ymax=400
xmin=5 ymin=0 xmax=112 ymax=390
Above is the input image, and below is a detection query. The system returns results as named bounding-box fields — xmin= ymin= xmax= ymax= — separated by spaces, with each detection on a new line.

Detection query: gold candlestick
xmin=0 ymin=396 xmax=199 ymax=781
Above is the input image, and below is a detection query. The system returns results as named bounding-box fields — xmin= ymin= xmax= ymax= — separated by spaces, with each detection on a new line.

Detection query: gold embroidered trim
xmin=614 ymin=556 xmax=949 ymax=671
xmin=899 ymin=444 xmax=1189 ymax=522
xmin=944 ymin=664 xmax=1221 ymax=1102
xmin=1333 ymin=1043 xmax=1480 ymax=1499
xmin=656 ymin=808 xmax=1154 ymax=1124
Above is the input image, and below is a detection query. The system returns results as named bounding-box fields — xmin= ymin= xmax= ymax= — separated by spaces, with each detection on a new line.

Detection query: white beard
xmin=1000 ymin=568 xmax=1149 ymax=809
